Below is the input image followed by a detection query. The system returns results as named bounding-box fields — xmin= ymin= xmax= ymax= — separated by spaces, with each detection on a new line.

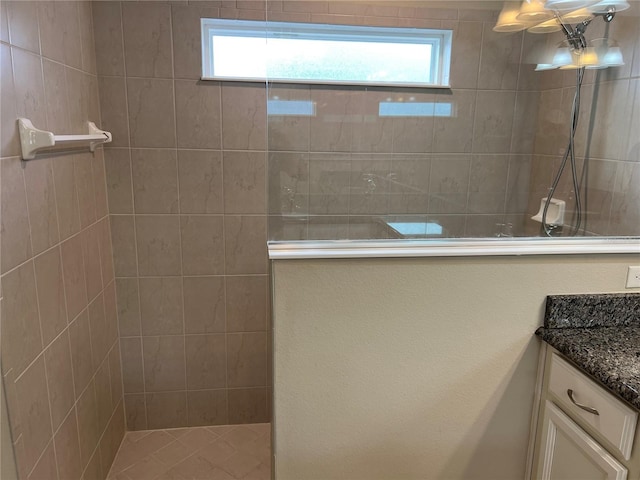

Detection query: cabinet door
xmin=536 ymin=401 xmax=627 ymax=480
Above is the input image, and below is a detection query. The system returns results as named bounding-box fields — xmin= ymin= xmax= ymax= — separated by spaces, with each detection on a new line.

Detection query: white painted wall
xmin=272 ymin=254 xmax=639 ymax=480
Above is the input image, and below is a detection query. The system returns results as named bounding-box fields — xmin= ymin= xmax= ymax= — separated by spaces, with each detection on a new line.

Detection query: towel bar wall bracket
xmin=17 ymin=118 xmax=112 ymax=160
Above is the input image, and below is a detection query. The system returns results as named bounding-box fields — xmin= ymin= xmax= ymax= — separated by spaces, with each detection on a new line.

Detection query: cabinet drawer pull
xmin=567 ymin=389 xmax=599 ymax=415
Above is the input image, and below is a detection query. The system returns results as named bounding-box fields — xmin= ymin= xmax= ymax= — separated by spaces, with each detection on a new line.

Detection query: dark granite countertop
xmin=536 ymin=293 xmax=640 ymax=411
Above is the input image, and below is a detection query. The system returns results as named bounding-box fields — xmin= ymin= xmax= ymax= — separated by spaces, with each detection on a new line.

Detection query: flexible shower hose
xmin=542 ymin=66 xmax=585 ymax=237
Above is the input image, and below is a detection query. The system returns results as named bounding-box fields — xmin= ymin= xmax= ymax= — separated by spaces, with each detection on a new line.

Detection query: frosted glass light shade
xmin=545 ymin=0 xmax=597 ymax=10
xmin=535 ymin=63 xmax=557 ymax=70
xmin=560 ymin=8 xmax=594 ymax=22
xmin=528 ymin=18 xmax=562 ymax=33
xmin=559 ymin=47 xmax=599 ymax=68
xmin=602 ymin=46 xmax=624 ymax=66
xmin=589 ymin=0 xmax=630 ymax=13
xmin=517 ymin=0 xmax=554 ymax=21
xmin=494 ymin=2 xmax=529 ymax=32
xmin=552 ymin=47 xmax=573 ymax=67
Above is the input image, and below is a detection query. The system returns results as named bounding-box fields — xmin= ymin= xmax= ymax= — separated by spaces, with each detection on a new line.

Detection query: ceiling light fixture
xmin=517 ymin=0 xmax=554 ymax=22
xmin=494 ymin=2 xmax=530 ymax=32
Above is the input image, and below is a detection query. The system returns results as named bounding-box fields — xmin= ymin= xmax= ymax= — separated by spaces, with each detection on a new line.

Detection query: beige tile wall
xmin=265 ymin=1 xmax=539 ymax=240
xmin=527 ymin=14 xmax=640 ymax=236
xmin=96 ymin=1 xmax=270 ymax=430
xmin=0 ymin=2 xmax=125 ymax=479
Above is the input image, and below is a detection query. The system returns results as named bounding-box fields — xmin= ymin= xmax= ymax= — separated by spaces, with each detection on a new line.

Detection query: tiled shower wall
xmin=95 ymin=1 xmax=270 ymax=430
xmin=527 ymin=15 xmax=640 ymax=236
xmin=0 ymin=2 xmax=124 ymax=479
xmin=266 ymin=1 xmax=539 ymax=240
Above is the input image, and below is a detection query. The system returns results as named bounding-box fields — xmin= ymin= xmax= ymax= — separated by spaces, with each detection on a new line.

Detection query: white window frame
xmin=201 ymin=18 xmax=452 ymax=88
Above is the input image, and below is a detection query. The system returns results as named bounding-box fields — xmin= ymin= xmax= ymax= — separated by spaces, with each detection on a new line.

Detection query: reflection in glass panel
xmin=266 ymin=1 xmax=640 ymax=241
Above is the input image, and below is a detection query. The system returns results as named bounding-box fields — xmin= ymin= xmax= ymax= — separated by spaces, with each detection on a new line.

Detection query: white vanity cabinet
xmin=530 ymin=345 xmax=640 ymax=480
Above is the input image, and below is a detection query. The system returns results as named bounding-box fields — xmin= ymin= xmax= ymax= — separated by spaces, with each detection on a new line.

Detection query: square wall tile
xmin=109 ymin=343 xmax=124 ymax=406
xmin=76 ymin=381 xmax=100 ymax=470
xmin=146 ymin=392 xmax=188 ymax=430
xmin=97 ymin=217 xmax=115 ymax=287
xmin=143 ymin=336 xmax=186 ymax=392
xmin=309 ymin=88 xmax=354 ymax=152
xmin=122 ymin=2 xmax=173 ymax=78
xmin=127 ymin=78 xmax=176 ymax=148
xmin=180 ymin=215 xmax=225 ymax=275
xmin=228 ymin=388 xmax=269 ymax=425
xmin=186 ymin=335 xmax=226 ymax=390
xmin=88 ymin=293 xmax=110 ymax=368
xmin=72 ymin=155 xmax=97 ymax=231
xmin=432 ymin=89 xmax=476 ymax=154
xmin=110 ymin=215 xmax=138 ymax=277
xmin=267 ymin=85 xmax=311 ymax=152
xmin=183 ymin=276 xmax=226 ymax=334
xmin=124 ymin=394 xmax=147 ymax=431
xmin=477 ymin=24 xmax=521 ymax=90
xmin=69 ymin=311 xmax=93 ymax=398
xmin=221 ymin=83 xmax=267 ymax=150
xmin=136 ymin=215 xmax=182 ymax=276
xmin=99 ymin=77 xmax=130 ymax=148
xmin=12 ymin=47 xmax=47 ymax=132
xmin=92 ymin=1 xmax=125 ymax=76
xmin=6 ymin=1 xmax=40 ymax=54
xmin=223 ymin=151 xmax=267 ymax=214
xmin=105 ymin=149 xmax=134 ymax=214
xmin=81 ymin=224 xmax=103 ymax=302
xmin=23 ymin=159 xmax=60 ymax=254
xmin=38 ymin=1 xmax=82 ymax=69
xmin=27 ymin=441 xmax=57 ymax=480
xmin=227 ymin=332 xmax=267 ymax=388
xmin=43 ymin=59 xmax=71 ymax=134
xmin=120 ymin=338 xmax=145 ymax=394
xmin=267 ymin=152 xmax=309 ymax=215
xmin=1 ymin=261 xmax=42 ymax=375
xmin=1 ymin=156 xmax=32 ymax=273
xmin=52 ymin=155 xmax=81 ymax=241
xmin=54 ymin=407 xmax=82 ymax=480
xmin=100 ymin=401 xmax=126 ymax=473
xmin=139 ymin=277 xmax=184 ymax=336
xmin=175 ymin=80 xmax=221 ymax=149
xmin=224 ymin=216 xmax=268 ymax=274
xmin=187 ymin=390 xmax=228 ymax=427
xmin=15 ymin=357 xmax=53 ymax=475
xmin=444 ymin=20 xmax=481 ymax=90
xmin=44 ymin=330 xmax=75 ymax=432
xmin=94 ymin=361 xmax=113 ymax=434
xmin=226 ymin=276 xmax=267 ymax=332
xmin=468 ymin=155 xmax=509 ymax=215
xmin=473 ymin=91 xmax=516 ymax=154
xmin=178 ymin=149 xmax=224 ymax=214
xmin=1 ymin=45 xmax=20 ymax=157
xmin=131 ymin=149 xmax=179 ymax=214
xmin=116 ymin=278 xmax=142 ymax=337
xmin=34 ymin=246 xmax=67 ymax=345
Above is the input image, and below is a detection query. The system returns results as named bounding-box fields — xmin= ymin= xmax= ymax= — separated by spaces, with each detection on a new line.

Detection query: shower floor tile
xmin=107 ymin=424 xmax=271 ymax=480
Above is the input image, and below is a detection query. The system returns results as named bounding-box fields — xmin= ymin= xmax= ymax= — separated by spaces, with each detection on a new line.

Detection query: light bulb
xmin=494 ymin=2 xmax=530 ymax=32
xmin=517 ymin=0 xmax=554 ymax=22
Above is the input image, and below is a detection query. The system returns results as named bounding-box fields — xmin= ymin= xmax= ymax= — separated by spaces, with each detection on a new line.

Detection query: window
xmin=201 ymin=19 xmax=452 ymax=88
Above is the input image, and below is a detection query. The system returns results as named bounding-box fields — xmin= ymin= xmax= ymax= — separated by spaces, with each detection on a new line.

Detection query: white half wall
xmin=272 ymin=254 xmax=639 ymax=480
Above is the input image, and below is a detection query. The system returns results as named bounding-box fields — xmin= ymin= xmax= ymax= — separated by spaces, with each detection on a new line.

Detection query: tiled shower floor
xmin=107 ymin=424 xmax=271 ymax=480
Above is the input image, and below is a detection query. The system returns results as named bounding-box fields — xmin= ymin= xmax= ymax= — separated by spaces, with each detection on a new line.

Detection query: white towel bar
xmin=18 ymin=118 xmax=112 ymax=160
